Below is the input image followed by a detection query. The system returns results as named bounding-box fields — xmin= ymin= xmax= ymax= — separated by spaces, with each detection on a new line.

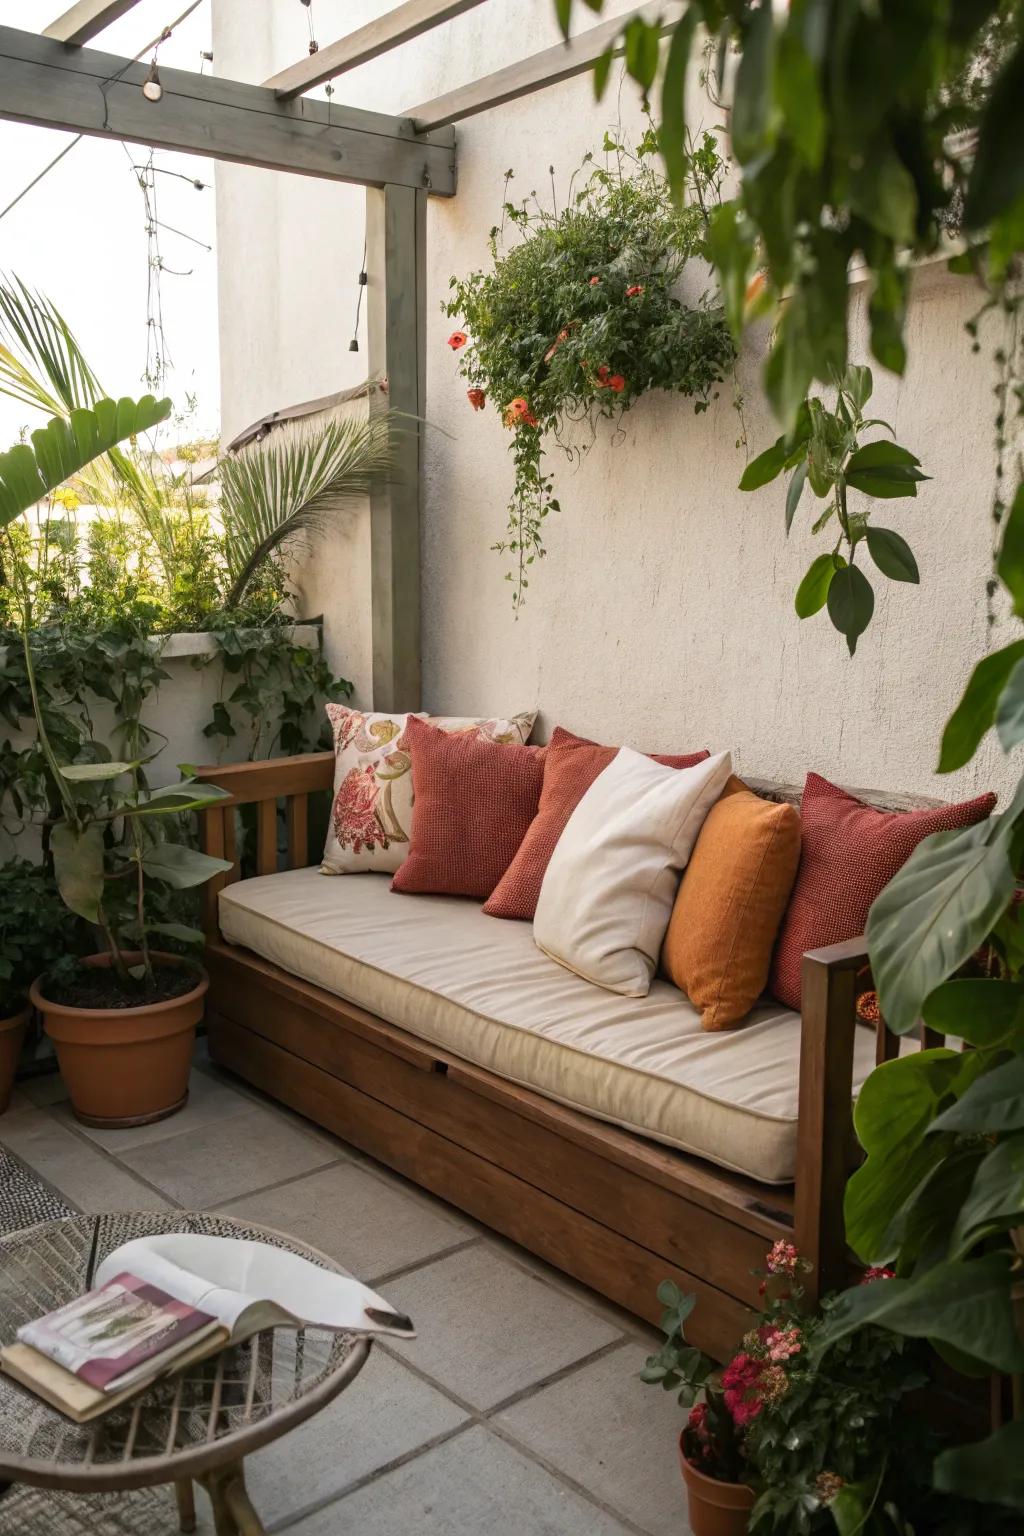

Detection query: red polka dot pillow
xmin=769 ymin=773 xmax=997 ymax=1010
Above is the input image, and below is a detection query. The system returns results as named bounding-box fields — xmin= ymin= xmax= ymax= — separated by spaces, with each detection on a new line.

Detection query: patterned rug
xmin=0 ymin=1146 xmax=188 ymax=1534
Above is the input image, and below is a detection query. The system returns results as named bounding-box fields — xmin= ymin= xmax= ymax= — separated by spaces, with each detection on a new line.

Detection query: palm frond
xmin=219 ymin=414 xmax=394 ymax=607
xmin=0 ymin=275 xmax=103 ymax=418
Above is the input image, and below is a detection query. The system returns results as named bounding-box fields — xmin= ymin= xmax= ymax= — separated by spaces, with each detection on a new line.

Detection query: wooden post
xmin=366 ymin=182 xmax=427 ymax=712
xmin=794 ymin=938 xmax=867 ymax=1298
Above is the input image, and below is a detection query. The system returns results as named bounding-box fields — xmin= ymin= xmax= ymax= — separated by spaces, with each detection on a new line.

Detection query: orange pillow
xmin=483 ymin=727 xmax=709 ymax=922
xmin=662 ymin=777 xmax=801 ymax=1031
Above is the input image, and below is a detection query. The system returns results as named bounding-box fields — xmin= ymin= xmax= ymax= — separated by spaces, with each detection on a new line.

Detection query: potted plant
xmin=0 ymin=860 xmax=70 ymax=1112
xmin=643 ymin=1243 xmax=961 ymax=1535
xmin=1 ymin=392 xmax=233 ymax=1125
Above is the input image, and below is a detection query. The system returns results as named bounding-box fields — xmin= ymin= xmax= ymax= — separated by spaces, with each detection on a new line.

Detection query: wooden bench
xmin=195 ymin=752 xmax=928 ymax=1360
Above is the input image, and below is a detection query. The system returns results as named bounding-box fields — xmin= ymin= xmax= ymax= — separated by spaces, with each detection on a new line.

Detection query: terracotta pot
xmin=31 ymin=952 xmax=207 ymax=1128
xmin=678 ymin=1434 xmax=755 ymax=1536
xmin=0 ymin=1007 xmax=29 ymax=1114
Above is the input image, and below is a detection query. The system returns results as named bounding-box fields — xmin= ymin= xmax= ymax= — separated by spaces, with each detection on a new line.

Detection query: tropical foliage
xmin=549 ymin=0 xmax=1024 ymax=1518
xmin=740 ymin=366 xmax=927 ymax=653
xmin=444 ymin=129 xmax=735 ymax=606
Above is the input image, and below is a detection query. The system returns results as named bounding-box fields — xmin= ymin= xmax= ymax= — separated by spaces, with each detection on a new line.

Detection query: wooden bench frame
xmin=196 ymin=752 xmax=889 ymax=1359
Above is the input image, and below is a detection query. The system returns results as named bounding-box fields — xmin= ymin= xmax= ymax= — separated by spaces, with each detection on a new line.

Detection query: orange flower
xmin=447 ymin=330 xmax=468 ymax=350
xmin=467 ymin=387 xmax=486 ymax=410
xmin=625 ymin=284 xmax=644 ymax=297
xmin=608 ymin=374 xmax=626 ymax=393
xmin=543 ymin=327 xmax=571 ymax=364
xmin=503 ymin=397 xmax=539 ymax=428
xmin=596 ymin=365 xmax=610 ymax=383
xmin=589 ymin=275 xmax=601 ymax=286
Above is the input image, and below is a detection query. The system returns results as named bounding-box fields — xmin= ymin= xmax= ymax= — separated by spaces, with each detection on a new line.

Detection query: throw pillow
xmin=769 ymin=772 xmax=997 ymax=1009
xmin=662 ymin=776 xmax=802 ymax=1030
xmin=321 ymin=704 xmax=537 ymax=875
xmin=483 ymin=726 xmax=710 ymax=921
xmin=391 ymin=715 xmax=547 ymax=899
xmin=534 ymin=747 xmax=733 ymax=997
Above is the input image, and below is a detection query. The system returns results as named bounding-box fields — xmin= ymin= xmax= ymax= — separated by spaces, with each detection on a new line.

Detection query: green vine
xmin=444 ymin=128 xmax=736 ymax=607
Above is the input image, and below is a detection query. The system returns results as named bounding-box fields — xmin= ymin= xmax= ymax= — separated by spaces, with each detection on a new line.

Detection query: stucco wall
xmin=212 ymin=0 xmax=1021 ymax=803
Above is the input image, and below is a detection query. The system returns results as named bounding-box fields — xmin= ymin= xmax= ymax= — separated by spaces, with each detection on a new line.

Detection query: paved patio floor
xmin=1 ymin=1043 xmax=692 ymax=1535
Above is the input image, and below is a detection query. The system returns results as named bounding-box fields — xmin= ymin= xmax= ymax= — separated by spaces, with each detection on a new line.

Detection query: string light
xmin=142 ymin=59 xmax=163 ymax=102
xmin=350 ymin=243 xmax=368 ymax=353
xmin=300 ymin=0 xmax=319 ymax=55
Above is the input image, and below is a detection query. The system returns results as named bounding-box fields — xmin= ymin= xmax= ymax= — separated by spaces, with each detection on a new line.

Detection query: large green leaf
xmin=933 ymin=1417 xmax=1024 ymax=1512
xmin=938 ymin=639 xmax=1024 ymax=772
xmin=784 ymin=459 xmax=808 ymax=532
xmin=932 ymin=1051 xmax=1024 ymax=1134
xmin=965 ymin=36 xmax=1024 ymax=229
xmin=658 ymin=8 xmax=699 ymax=200
xmin=739 ymin=437 xmax=787 ymax=490
xmin=827 ymin=563 xmax=874 ymax=654
xmin=776 ymin=27 xmax=824 ymax=168
xmin=0 ymin=396 xmax=171 ymax=529
xmin=923 ymin=979 xmax=1024 ymax=1049
xmin=996 ymin=483 xmax=1024 ymax=617
xmin=60 ymin=760 xmax=137 ymax=782
xmin=865 ymin=526 xmax=919 ymax=583
xmin=795 ymin=552 xmax=842 ymax=617
xmin=950 ymin=1133 xmax=1024 ymax=1257
xmin=995 ymin=655 xmax=1024 ymax=753
xmin=810 ymin=1253 xmax=1024 ymax=1374
xmin=866 ymin=820 xmax=1017 ymax=1035
xmin=845 ymin=439 xmax=929 ymax=499
xmin=731 ymin=1 xmax=776 ymax=164
xmin=122 ymin=780 xmax=232 ymax=818
xmin=141 ymin=841 xmax=232 ymax=890
xmin=51 ymin=823 xmax=105 ymax=924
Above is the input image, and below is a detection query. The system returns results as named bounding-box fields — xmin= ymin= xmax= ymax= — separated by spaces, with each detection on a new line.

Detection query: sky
xmin=0 ymin=1 xmax=220 ymax=447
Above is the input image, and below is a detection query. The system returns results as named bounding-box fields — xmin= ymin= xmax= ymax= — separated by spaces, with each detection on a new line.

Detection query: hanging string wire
xmin=0 ymin=0 xmax=207 ymax=225
xmin=350 ymin=241 xmax=368 ymax=353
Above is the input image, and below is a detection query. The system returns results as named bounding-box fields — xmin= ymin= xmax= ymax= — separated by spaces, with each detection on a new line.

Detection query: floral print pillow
xmin=320 ymin=705 xmax=537 ymax=875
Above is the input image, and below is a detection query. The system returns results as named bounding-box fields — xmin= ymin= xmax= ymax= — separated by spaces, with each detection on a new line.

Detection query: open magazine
xmin=1 ymin=1233 xmax=415 ymax=1422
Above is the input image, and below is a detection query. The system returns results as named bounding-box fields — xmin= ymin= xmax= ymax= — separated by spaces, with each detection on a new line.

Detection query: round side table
xmin=0 ymin=1212 xmax=372 ymax=1535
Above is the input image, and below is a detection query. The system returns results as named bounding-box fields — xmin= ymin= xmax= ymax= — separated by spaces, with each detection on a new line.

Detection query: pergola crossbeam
xmin=0 ymin=26 xmax=456 ymax=194
xmin=42 ymin=1 xmax=144 ymax=46
xmin=406 ymin=1 xmax=681 ymax=131
xmin=265 ymin=0 xmax=490 ymax=101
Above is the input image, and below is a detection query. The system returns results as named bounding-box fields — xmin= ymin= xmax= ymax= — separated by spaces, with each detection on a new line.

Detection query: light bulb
xmin=143 ymin=61 xmax=163 ymax=103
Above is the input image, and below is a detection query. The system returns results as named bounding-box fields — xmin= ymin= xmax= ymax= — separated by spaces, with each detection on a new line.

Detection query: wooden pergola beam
xmin=42 ymin=0 xmax=144 ymax=46
xmin=406 ymin=0 xmax=681 ymax=131
xmin=0 ymin=26 xmax=456 ymax=194
xmin=265 ymin=0 xmax=489 ymax=101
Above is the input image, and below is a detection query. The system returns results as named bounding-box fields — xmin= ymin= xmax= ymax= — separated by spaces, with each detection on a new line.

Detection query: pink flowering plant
xmin=640 ymin=1243 xmax=999 ymax=1534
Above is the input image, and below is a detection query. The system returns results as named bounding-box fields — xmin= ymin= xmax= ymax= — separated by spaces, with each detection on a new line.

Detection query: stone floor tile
xmin=218 ymin=1160 xmax=472 ymax=1282
xmin=244 ymin=1348 xmax=468 ymax=1530
xmin=380 ymin=1243 xmax=624 ymax=1410
xmin=0 ymin=1113 xmax=170 ymax=1213
xmin=496 ymin=1342 xmax=690 ymax=1536
xmin=482 ymin=1233 xmax=662 ymax=1347
xmin=287 ymin=1424 xmax=636 ymax=1536
xmin=51 ymin=1068 xmax=254 ymax=1152
xmin=15 ymin=1069 xmax=69 ymax=1107
xmin=116 ymin=1108 xmax=340 ymax=1207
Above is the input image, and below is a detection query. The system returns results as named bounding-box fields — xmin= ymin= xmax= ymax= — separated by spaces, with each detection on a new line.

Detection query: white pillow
xmin=533 ymin=746 xmax=733 ymax=997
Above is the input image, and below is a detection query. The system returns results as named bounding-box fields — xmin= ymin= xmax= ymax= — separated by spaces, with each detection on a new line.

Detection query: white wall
xmin=212 ymin=0 xmax=1021 ymax=804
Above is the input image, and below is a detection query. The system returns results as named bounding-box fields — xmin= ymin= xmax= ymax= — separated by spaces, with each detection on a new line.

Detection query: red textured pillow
xmin=483 ymin=727 xmax=710 ymax=921
xmin=769 ymin=773 xmax=997 ymax=1009
xmin=391 ymin=715 xmax=546 ymax=899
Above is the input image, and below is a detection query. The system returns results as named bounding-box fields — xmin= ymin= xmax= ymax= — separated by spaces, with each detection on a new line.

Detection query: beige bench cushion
xmin=219 ymin=868 xmax=880 ymax=1185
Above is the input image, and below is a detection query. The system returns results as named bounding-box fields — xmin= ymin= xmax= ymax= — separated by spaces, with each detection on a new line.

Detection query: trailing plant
xmin=0 ymin=860 xmax=77 ymax=1017
xmin=740 ymin=366 xmax=928 ymax=653
xmin=444 ymin=128 xmax=735 ymax=606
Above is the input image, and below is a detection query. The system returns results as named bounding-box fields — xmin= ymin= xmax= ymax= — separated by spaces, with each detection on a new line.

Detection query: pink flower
xmin=766 ymin=1240 xmax=799 ymax=1276
xmin=625 ymin=284 xmax=644 ymax=297
xmin=759 ymin=1325 xmax=802 ymax=1362
xmin=589 ymin=275 xmax=601 ymax=286
xmin=687 ymin=1403 xmax=709 ymax=1440
xmin=332 ymin=764 xmax=387 ymax=854
xmin=861 ymin=1266 xmax=896 ymax=1284
xmin=722 ymin=1353 xmax=764 ymax=1427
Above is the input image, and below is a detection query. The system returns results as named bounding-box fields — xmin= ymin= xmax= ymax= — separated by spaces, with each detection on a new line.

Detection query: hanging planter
xmin=444 ymin=128 xmax=735 ymax=608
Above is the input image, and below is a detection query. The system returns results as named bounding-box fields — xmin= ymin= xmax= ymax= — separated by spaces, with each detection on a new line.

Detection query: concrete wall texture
xmin=212 ymin=0 xmax=1022 ymax=804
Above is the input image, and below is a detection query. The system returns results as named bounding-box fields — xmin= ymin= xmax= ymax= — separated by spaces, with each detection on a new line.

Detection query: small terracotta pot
xmin=0 ymin=1007 xmax=29 ymax=1114
xmin=679 ymin=1434 xmax=755 ymax=1536
xmin=31 ymin=952 xmax=207 ymax=1128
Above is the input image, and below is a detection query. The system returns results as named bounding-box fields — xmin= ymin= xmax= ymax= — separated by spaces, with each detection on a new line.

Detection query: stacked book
xmin=1 ymin=1232 xmax=415 ymax=1423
